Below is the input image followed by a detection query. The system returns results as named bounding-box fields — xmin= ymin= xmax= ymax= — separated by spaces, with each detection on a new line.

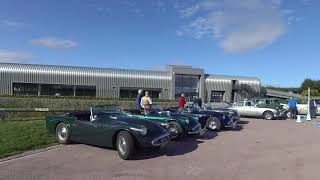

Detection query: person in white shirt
xmin=140 ymin=91 xmax=152 ymax=114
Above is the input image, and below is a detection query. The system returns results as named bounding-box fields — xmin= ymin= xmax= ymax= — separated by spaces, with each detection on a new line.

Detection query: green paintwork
xmin=46 ymin=110 xmax=170 ymax=148
xmin=129 ymin=112 xmax=198 ymax=133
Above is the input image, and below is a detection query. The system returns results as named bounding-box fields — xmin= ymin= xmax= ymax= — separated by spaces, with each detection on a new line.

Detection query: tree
xmin=301 ymin=89 xmax=319 ymax=97
xmin=300 ymin=79 xmax=316 ymax=92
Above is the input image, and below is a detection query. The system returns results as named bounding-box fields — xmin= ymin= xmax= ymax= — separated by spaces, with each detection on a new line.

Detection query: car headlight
xmin=160 ymin=122 xmax=169 ymax=129
xmin=182 ymin=117 xmax=190 ymax=124
xmin=130 ymin=126 xmax=147 ymax=136
xmin=141 ymin=126 xmax=147 ymax=136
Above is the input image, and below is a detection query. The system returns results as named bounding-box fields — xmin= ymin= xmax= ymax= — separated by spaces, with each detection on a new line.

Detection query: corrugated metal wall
xmin=0 ymin=63 xmax=172 ymax=99
xmin=0 ymin=63 xmax=261 ymax=101
xmin=205 ymin=75 xmax=261 ymax=102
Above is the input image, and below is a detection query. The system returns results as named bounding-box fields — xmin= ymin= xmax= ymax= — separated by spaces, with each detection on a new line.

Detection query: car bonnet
xmin=115 ymin=115 xmax=167 ymax=133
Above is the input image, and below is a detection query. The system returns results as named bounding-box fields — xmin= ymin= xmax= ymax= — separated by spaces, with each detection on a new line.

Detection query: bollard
xmin=296 ymin=115 xmax=302 ymax=123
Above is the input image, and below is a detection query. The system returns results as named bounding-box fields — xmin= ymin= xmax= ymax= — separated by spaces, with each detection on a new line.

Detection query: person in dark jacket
xmin=178 ymin=93 xmax=186 ymax=108
xmin=309 ymin=99 xmax=317 ymax=118
xmin=135 ymin=89 xmax=143 ymax=111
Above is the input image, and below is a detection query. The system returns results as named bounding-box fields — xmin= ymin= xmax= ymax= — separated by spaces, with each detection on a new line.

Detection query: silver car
xmin=229 ymin=100 xmax=286 ymax=120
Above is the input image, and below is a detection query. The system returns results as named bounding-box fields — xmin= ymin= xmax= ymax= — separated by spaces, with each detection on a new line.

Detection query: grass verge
xmin=0 ymin=119 xmax=56 ymax=158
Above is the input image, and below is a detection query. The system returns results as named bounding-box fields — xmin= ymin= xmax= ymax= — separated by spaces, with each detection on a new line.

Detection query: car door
xmin=243 ymin=101 xmax=257 ymax=117
xmin=70 ymin=118 xmax=93 ymax=144
xmin=71 ymin=117 xmax=112 ymax=146
xmin=233 ymin=101 xmax=246 ymax=116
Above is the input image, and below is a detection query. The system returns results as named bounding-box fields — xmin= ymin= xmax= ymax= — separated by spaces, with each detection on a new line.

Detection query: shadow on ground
xmin=238 ymin=120 xmax=250 ymax=125
xmin=132 ymin=131 xmax=217 ymax=160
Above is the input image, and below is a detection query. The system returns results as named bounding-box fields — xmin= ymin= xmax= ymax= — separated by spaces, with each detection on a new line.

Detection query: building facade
xmin=0 ymin=63 xmax=261 ymax=103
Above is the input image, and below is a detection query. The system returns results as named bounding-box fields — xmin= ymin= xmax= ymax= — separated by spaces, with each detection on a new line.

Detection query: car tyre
xmin=263 ymin=111 xmax=274 ymax=120
xmin=286 ymin=111 xmax=291 ymax=118
xmin=206 ymin=117 xmax=221 ymax=131
xmin=55 ymin=123 xmax=71 ymax=144
xmin=116 ymin=131 xmax=135 ymax=160
xmin=168 ymin=121 xmax=184 ymax=139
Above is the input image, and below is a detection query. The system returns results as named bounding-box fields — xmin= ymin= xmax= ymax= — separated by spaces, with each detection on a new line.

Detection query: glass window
xmin=237 ymin=101 xmax=244 ymax=106
xmin=210 ymin=91 xmax=225 ymax=102
xmin=41 ymin=84 xmax=74 ymax=96
xmin=119 ymin=88 xmax=160 ymax=99
xmin=175 ymin=74 xmax=200 ymax=99
xmin=13 ymin=83 xmax=38 ymax=95
xmin=245 ymin=101 xmax=252 ymax=106
xmin=76 ymin=86 xmax=96 ymax=97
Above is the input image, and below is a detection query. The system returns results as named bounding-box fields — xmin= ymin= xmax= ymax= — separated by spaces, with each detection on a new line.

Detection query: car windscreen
xmin=93 ymin=105 xmax=123 ymax=112
xmin=92 ymin=106 xmax=126 ymax=118
xmin=151 ymin=104 xmax=162 ymax=111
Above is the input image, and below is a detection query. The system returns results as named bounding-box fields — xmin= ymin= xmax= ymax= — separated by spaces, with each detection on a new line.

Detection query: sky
xmin=0 ymin=0 xmax=319 ymax=87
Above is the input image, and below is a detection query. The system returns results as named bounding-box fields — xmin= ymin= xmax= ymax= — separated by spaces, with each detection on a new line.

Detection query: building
xmin=263 ymin=88 xmax=302 ymax=99
xmin=0 ymin=63 xmax=261 ymax=103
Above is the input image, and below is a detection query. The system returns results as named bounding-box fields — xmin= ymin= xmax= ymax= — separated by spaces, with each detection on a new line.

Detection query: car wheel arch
xmin=263 ymin=110 xmax=274 ymax=119
xmin=55 ymin=121 xmax=70 ymax=131
xmin=112 ymin=129 xmax=137 ymax=148
xmin=168 ymin=120 xmax=186 ymax=131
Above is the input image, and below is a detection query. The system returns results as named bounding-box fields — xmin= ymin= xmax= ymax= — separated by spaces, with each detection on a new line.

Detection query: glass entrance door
xmin=175 ymin=74 xmax=200 ymax=100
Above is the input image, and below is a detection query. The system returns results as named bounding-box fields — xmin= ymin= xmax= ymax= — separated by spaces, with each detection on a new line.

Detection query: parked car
xmin=294 ymin=99 xmax=320 ymax=117
xmin=253 ymin=97 xmax=286 ymax=108
xmin=252 ymin=97 xmax=290 ymax=117
xmin=204 ymin=101 xmax=231 ymax=109
xmin=127 ymin=105 xmax=206 ymax=139
xmin=254 ymin=97 xmax=320 ymax=118
xmin=230 ymin=100 xmax=287 ymax=120
xmin=46 ymin=105 xmax=171 ymax=160
xmin=166 ymin=105 xmax=239 ymax=131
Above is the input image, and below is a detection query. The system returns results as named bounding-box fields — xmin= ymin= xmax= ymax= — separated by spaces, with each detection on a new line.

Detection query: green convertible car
xmin=127 ymin=106 xmax=206 ymax=139
xmin=46 ymin=105 xmax=171 ymax=160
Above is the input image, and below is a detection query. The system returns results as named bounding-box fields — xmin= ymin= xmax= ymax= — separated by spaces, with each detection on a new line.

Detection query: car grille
xmin=152 ymin=134 xmax=170 ymax=146
xmin=231 ymin=112 xmax=240 ymax=119
xmin=192 ymin=124 xmax=201 ymax=131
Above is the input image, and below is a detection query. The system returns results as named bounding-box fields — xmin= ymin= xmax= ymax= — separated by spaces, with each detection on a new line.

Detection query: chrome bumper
xmin=225 ymin=120 xmax=238 ymax=128
xmin=188 ymin=127 xmax=206 ymax=136
xmin=151 ymin=133 xmax=171 ymax=146
xmin=274 ymin=111 xmax=287 ymax=118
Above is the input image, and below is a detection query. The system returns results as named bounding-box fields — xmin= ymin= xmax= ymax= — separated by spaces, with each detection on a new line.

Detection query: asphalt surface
xmin=1 ymin=118 xmax=320 ymax=180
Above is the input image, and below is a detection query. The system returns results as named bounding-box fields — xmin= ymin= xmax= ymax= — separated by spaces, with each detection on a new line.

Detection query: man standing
xmin=178 ymin=93 xmax=186 ymax=108
xmin=135 ymin=89 xmax=143 ymax=111
xmin=288 ymin=97 xmax=297 ymax=119
xmin=309 ymin=99 xmax=317 ymax=118
xmin=140 ymin=91 xmax=152 ymax=114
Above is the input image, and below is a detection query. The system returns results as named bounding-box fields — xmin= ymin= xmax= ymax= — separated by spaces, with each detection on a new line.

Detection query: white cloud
xmin=31 ymin=37 xmax=78 ymax=49
xmin=0 ymin=50 xmax=32 ymax=63
xmin=176 ymin=0 xmax=288 ymax=53
xmin=0 ymin=20 xmax=24 ymax=27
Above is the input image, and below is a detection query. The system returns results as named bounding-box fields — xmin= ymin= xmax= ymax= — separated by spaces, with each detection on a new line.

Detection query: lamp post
xmin=306 ymin=87 xmax=312 ymax=121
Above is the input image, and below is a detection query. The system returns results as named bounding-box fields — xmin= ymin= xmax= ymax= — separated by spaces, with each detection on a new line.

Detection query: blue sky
xmin=0 ymin=0 xmax=319 ymax=87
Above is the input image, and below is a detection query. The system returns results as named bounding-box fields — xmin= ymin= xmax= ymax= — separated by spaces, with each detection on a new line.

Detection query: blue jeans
xmin=290 ymin=107 xmax=297 ymax=119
